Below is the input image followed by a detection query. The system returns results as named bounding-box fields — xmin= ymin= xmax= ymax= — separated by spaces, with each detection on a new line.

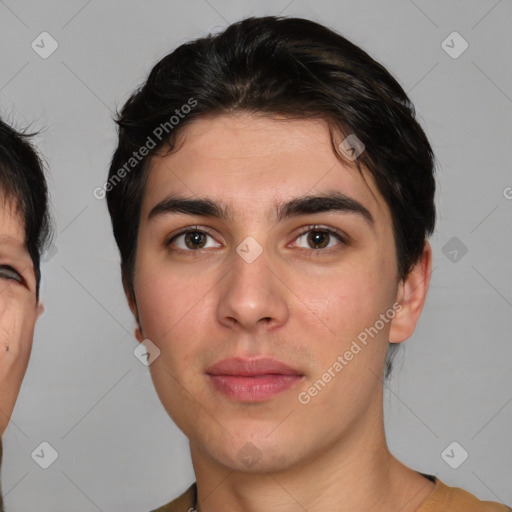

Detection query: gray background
xmin=1 ymin=0 xmax=511 ymax=510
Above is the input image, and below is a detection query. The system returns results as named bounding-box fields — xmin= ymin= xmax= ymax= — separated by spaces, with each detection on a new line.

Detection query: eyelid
xmin=289 ymin=224 xmax=349 ymax=252
xmin=166 ymin=224 xmax=349 ymax=253
xmin=0 ymin=264 xmax=24 ymax=284
xmin=167 ymin=225 xmax=220 ymax=249
xmin=168 ymin=225 xmax=212 ymax=239
xmin=293 ymin=224 xmax=348 ymax=242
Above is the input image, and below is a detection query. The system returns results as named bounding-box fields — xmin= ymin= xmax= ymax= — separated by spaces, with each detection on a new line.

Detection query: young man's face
xmin=130 ymin=113 xmax=430 ymax=472
xmin=0 ymin=199 xmax=42 ymax=435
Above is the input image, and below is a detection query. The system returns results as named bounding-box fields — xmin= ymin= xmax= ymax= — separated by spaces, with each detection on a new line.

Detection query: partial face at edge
xmin=0 ymin=197 xmax=42 ymax=436
xmin=129 ymin=113 xmax=429 ymax=472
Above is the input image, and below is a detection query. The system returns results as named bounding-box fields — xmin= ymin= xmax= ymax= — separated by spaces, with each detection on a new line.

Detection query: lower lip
xmin=208 ymin=374 xmax=303 ymax=402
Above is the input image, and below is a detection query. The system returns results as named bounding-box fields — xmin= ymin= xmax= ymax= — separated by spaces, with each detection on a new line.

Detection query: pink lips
xmin=205 ymin=357 xmax=303 ymax=402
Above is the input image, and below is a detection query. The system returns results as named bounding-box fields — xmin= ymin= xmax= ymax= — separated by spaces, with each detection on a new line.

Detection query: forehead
xmin=0 ymin=196 xmax=25 ymax=241
xmin=141 ymin=113 xmax=390 ymax=224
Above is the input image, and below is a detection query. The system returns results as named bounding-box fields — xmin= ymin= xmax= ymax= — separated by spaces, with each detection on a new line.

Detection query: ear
xmin=389 ymin=240 xmax=432 ymax=344
xmin=36 ymin=301 xmax=45 ymax=318
xmin=123 ymin=275 xmax=145 ymax=344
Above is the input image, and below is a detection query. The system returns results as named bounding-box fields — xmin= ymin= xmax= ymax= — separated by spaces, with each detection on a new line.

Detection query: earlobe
xmin=130 ymin=303 xmax=145 ymax=344
xmin=389 ymin=241 xmax=432 ymax=344
xmin=123 ymin=278 xmax=144 ymax=344
xmin=36 ymin=301 xmax=45 ymax=318
xmin=134 ymin=324 xmax=144 ymax=343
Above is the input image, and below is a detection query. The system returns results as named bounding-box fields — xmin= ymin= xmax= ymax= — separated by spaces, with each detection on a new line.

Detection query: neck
xmin=189 ymin=399 xmax=434 ymax=512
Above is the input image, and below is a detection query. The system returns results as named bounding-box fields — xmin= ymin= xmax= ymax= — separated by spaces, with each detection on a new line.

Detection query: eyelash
xmin=167 ymin=224 xmax=347 ymax=256
xmin=0 ymin=265 xmax=23 ymax=284
xmin=294 ymin=225 xmax=347 ymax=255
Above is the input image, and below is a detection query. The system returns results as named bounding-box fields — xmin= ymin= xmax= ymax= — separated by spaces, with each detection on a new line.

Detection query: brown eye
xmin=184 ymin=232 xmax=207 ymax=249
xmin=168 ymin=229 xmax=221 ymax=251
xmin=307 ymin=230 xmax=331 ymax=249
xmin=293 ymin=226 xmax=345 ymax=251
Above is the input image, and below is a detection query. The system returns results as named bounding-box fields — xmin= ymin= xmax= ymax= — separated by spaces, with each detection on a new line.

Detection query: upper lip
xmin=205 ymin=357 xmax=302 ymax=377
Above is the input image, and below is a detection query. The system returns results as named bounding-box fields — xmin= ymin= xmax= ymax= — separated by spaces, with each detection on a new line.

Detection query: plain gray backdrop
xmin=1 ymin=1 xmax=511 ymax=510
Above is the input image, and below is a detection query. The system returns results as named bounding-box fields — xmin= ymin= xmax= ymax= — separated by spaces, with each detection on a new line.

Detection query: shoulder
xmin=149 ymin=483 xmax=196 ymax=512
xmin=418 ymin=477 xmax=511 ymax=512
xmin=146 ymin=478 xmax=512 ymax=512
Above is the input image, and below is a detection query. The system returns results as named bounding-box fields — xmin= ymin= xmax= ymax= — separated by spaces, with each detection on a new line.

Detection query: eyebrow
xmin=148 ymin=191 xmax=374 ymax=226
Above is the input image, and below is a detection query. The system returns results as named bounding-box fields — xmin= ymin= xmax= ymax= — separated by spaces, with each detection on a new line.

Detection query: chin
xmin=201 ymin=434 xmax=305 ymax=475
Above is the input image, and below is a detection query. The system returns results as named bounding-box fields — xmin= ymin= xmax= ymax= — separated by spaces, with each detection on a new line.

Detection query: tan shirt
xmin=151 ymin=478 xmax=512 ymax=512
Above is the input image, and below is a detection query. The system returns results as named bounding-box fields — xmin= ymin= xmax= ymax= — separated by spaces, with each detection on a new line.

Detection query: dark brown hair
xmin=0 ymin=116 xmax=52 ymax=298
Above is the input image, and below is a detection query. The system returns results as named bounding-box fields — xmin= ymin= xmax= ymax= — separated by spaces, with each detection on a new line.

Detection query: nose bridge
xmin=217 ymin=237 xmax=288 ymax=330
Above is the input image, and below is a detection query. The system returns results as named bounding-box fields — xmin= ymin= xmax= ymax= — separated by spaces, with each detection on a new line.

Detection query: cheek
xmin=135 ymin=266 xmax=198 ymax=338
xmin=134 ymin=270 xmax=217 ymax=432
xmin=0 ymin=294 xmax=37 ymax=363
xmin=294 ymin=267 xmax=385 ymax=333
xmin=290 ymin=256 xmax=397 ymax=366
xmin=133 ymin=265 xmax=217 ymax=378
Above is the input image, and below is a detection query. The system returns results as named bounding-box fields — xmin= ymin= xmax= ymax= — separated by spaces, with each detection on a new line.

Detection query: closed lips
xmin=205 ymin=357 xmax=303 ymax=376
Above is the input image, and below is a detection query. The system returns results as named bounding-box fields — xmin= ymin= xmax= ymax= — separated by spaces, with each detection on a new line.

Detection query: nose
xmin=216 ymin=243 xmax=289 ymax=333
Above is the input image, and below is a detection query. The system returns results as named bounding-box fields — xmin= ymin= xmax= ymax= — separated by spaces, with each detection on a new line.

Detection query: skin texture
xmin=128 ymin=113 xmax=435 ymax=511
xmin=0 ymin=198 xmax=43 ymax=436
